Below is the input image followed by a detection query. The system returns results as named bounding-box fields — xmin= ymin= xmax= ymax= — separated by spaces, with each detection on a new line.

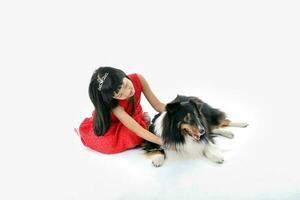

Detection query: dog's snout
xmin=200 ymin=129 xmax=205 ymax=135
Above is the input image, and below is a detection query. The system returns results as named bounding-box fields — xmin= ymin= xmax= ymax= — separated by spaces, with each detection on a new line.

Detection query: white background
xmin=0 ymin=0 xmax=300 ymax=199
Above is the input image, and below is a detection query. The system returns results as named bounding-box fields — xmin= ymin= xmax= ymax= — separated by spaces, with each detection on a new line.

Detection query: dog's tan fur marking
xmin=180 ymin=123 xmax=199 ymax=134
xmin=145 ymin=150 xmax=164 ymax=157
xmin=219 ymin=119 xmax=231 ymax=127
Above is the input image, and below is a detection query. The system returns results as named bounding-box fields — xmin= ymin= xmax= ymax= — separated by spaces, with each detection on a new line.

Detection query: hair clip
xmin=97 ymin=72 xmax=109 ymax=91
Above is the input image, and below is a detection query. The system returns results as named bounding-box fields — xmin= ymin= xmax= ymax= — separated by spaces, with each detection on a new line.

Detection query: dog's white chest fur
xmin=153 ymin=112 xmax=166 ymax=137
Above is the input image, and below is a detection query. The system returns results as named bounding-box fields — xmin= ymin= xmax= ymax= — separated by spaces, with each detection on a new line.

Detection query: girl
xmin=77 ymin=66 xmax=165 ymax=154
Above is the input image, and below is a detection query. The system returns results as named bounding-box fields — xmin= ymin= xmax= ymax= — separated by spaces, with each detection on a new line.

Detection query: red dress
xmin=78 ymin=73 xmax=149 ymax=154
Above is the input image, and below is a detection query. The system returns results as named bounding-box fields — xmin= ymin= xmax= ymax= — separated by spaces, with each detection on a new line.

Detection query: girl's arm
xmin=137 ymin=74 xmax=166 ymax=113
xmin=112 ymin=106 xmax=163 ymax=145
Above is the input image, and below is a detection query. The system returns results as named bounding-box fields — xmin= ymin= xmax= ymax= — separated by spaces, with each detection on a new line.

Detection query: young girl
xmin=77 ymin=66 xmax=165 ymax=154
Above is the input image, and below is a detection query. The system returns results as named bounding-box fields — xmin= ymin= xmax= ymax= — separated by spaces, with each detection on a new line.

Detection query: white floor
xmin=65 ymin=92 xmax=299 ymax=200
xmin=1 ymin=1 xmax=300 ymax=200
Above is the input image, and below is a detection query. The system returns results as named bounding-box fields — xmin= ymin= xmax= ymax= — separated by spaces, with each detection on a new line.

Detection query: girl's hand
xmin=113 ymin=106 xmax=164 ymax=145
xmin=157 ymin=137 xmax=163 ymax=146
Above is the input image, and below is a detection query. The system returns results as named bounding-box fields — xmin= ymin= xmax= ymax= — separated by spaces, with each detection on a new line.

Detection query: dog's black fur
xmin=142 ymin=95 xmax=226 ymax=152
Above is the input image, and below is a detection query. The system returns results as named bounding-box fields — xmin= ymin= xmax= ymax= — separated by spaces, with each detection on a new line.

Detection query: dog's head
xmin=161 ymin=95 xmax=209 ymax=150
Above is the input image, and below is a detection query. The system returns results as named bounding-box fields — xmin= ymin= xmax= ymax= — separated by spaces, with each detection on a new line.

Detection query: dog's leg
xmin=228 ymin=122 xmax=249 ymax=128
xmin=146 ymin=150 xmax=166 ymax=167
xmin=211 ymin=129 xmax=234 ymax=139
xmin=203 ymin=145 xmax=224 ymax=164
xmin=219 ymin=119 xmax=249 ymax=128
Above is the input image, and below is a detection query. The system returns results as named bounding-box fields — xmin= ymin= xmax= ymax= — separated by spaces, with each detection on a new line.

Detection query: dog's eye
xmin=182 ymin=128 xmax=189 ymax=134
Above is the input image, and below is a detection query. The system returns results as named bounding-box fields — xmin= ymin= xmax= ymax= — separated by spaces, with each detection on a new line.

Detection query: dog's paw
xmin=210 ymin=152 xmax=224 ymax=164
xmin=239 ymin=122 xmax=249 ymax=128
xmin=151 ymin=154 xmax=164 ymax=167
xmin=221 ymin=130 xmax=234 ymax=139
xmin=205 ymin=150 xmax=224 ymax=164
xmin=210 ymin=155 xmax=224 ymax=164
xmin=215 ymin=157 xmax=224 ymax=164
xmin=227 ymin=133 xmax=234 ymax=139
xmin=211 ymin=129 xmax=234 ymax=139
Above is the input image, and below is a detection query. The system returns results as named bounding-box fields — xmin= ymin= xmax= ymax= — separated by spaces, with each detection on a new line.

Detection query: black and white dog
xmin=142 ymin=95 xmax=248 ymax=167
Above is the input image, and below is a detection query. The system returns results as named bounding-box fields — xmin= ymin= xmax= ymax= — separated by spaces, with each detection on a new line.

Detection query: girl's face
xmin=113 ymin=77 xmax=135 ymax=100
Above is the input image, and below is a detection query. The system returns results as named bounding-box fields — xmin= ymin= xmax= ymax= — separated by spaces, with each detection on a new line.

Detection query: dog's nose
xmin=199 ymin=129 xmax=205 ymax=135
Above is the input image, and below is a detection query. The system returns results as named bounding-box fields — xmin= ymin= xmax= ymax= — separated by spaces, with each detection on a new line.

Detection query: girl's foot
xmin=74 ymin=128 xmax=80 ymax=136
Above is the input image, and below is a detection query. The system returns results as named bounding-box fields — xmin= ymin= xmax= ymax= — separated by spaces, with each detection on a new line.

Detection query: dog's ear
xmin=175 ymin=94 xmax=180 ymax=99
xmin=175 ymin=94 xmax=184 ymax=100
xmin=166 ymin=102 xmax=181 ymax=114
xmin=166 ymin=94 xmax=182 ymax=113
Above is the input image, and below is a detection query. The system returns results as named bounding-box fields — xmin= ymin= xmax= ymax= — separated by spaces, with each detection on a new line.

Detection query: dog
xmin=142 ymin=95 xmax=248 ymax=167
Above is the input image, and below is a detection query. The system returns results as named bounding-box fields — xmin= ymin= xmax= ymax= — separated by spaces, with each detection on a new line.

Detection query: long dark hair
xmin=89 ymin=67 xmax=135 ymax=136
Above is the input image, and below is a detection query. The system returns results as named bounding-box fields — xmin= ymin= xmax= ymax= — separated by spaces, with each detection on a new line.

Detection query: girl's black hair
xmin=89 ymin=67 xmax=135 ymax=136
